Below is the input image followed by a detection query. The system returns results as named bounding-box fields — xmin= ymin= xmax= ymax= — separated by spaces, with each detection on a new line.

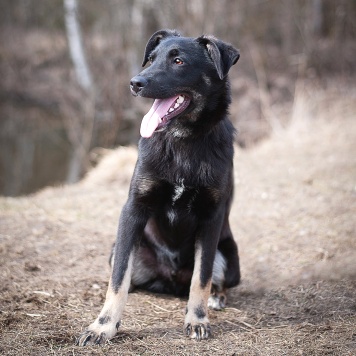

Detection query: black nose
xmin=130 ymin=75 xmax=148 ymax=95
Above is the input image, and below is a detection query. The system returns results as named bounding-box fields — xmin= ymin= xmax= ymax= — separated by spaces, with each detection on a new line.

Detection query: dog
xmin=76 ymin=29 xmax=241 ymax=346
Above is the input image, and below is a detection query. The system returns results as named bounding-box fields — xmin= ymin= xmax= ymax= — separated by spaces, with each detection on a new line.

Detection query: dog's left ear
xmin=142 ymin=29 xmax=181 ymax=67
xmin=197 ymin=36 xmax=240 ymax=80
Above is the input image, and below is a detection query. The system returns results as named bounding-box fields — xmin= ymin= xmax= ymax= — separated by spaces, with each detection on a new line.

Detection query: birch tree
xmin=64 ymin=0 xmax=93 ymax=92
xmin=63 ymin=0 xmax=95 ymax=183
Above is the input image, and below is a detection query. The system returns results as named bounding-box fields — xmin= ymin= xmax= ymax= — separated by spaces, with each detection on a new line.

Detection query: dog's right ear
xmin=197 ymin=35 xmax=240 ymax=80
xmin=142 ymin=29 xmax=181 ymax=67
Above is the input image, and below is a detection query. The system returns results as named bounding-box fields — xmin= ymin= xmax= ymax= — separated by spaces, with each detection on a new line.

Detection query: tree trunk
xmin=311 ymin=0 xmax=322 ymax=36
xmin=63 ymin=0 xmax=93 ymax=92
xmin=63 ymin=0 xmax=95 ymax=183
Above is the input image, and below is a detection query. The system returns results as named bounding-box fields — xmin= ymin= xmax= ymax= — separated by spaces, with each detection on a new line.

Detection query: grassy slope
xmin=1 ymin=82 xmax=355 ymax=355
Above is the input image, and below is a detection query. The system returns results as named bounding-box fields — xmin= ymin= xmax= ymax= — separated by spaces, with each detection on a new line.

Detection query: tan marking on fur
xmin=84 ymin=252 xmax=134 ymax=342
xmin=137 ymin=177 xmax=156 ymax=195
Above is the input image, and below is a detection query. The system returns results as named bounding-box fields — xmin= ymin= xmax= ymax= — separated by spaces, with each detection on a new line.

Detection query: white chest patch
xmin=172 ymin=179 xmax=185 ymax=204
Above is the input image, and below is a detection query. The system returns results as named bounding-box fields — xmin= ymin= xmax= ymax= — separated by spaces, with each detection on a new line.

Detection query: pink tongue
xmin=140 ymin=96 xmax=179 ymax=138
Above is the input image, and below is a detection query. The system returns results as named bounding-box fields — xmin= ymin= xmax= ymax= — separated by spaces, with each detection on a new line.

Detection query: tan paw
xmin=76 ymin=320 xmax=120 ymax=346
xmin=184 ymin=321 xmax=211 ymax=341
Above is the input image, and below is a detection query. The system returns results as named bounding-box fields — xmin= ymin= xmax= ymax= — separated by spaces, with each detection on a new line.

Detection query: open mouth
xmin=140 ymin=95 xmax=191 ymax=138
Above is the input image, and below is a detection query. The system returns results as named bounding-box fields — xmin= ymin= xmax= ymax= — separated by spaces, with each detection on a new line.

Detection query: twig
xmin=225 ymin=319 xmax=256 ymax=330
xmin=25 ymin=313 xmax=44 ymax=317
xmin=145 ymin=301 xmax=171 ymax=312
xmin=225 ymin=307 xmax=243 ymax=313
xmin=33 ymin=291 xmax=53 ymax=297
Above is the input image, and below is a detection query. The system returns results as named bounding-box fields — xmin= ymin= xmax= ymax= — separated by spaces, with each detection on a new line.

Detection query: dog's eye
xmin=148 ymin=56 xmax=153 ymax=64
xmin=174 ymin=58 xmax=184 ymax=65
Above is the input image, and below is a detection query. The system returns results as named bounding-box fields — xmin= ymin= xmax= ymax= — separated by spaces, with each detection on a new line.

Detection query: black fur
xmin=120 ymin=29 xmax=241 ymax=296
xmin=76 ymin=30 xmax=242 ymax=346
xmin=195 ymin=304 xmax=206 ymax=319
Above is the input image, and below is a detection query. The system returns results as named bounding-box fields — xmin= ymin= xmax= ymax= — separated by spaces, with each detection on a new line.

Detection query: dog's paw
xmin=76 ymin=320 xmax=120 ymax=346
xmin=208 ymin=293 xmax=226 ymax=310
xmin=184 ymin=322 xmax=211 ymax=341
xmin=76 ymin=329 xmax=108 ymax=346
xmin=184 ymin=302 xmax=211 ymax=341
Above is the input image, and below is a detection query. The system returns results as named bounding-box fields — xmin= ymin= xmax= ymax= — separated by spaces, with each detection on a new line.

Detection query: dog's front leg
xmin=184 ymin=212 xmax=224 ymax=341
xmin=76 ymin=202 xmax=147 ymax=346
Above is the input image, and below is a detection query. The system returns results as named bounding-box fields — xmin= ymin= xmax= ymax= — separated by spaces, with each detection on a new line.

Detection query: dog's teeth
xmin=169 ymin=108 xmax=174 ymax=112
xmin=174 ymin=103 xmax=179 ymax=109
xmin=177 ymin=96 xmax=184 ymax=104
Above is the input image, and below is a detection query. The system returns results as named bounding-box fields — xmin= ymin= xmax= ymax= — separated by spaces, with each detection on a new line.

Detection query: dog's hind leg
xmin=208 ymin=220 xmax=240 ymax=310
xmin=218 ymin=222 xmax=241 ymax=288
xmin=208 ymin=250 xmax=228 ymax=310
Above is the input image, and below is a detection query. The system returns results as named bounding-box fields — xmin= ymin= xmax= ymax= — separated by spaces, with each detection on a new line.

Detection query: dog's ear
xmin=197 ymin=35 xmax=240 ymax=80
xmin=142 ymin=29 xmax=181 ymax=67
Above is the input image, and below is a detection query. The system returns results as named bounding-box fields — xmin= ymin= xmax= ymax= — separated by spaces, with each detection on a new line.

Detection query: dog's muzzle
xmin=130 ymin=75 xmax=148 ymax=96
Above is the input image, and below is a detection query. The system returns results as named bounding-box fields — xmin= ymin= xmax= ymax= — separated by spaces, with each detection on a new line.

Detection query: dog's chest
xmin=171 ymin=178 xmax=186 ymax=203
xmin=165 ymin=179 xmax=198 ymax=224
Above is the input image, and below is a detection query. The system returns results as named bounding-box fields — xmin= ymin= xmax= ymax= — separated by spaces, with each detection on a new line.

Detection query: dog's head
xmin=130 ymin=29 xmax=240 ymax=138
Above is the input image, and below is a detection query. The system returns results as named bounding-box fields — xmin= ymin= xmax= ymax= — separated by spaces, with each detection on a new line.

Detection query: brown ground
xmin=1 ymin=82 xmax=355 ymax=355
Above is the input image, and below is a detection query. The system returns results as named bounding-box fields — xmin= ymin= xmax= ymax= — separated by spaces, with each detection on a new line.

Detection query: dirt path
xmin=1 ymin=85 xmax=355 ymax=355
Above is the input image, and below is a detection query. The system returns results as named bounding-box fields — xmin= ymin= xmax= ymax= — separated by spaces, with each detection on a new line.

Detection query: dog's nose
xmin=130 ymin=76 xmax=148 ymax=95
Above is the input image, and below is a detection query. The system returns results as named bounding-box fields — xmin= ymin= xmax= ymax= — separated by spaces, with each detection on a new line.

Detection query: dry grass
xmin=1 ymin=80 xmax=355 ymax=355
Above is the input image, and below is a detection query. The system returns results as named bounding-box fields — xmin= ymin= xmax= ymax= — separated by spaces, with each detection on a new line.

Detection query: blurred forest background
xmin=0 ymin=0 xmax=355 ymax=196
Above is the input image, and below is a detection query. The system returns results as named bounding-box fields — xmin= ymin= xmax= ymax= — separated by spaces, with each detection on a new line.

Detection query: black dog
xmin=77 ymin=29 xmax=241 ymax=346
